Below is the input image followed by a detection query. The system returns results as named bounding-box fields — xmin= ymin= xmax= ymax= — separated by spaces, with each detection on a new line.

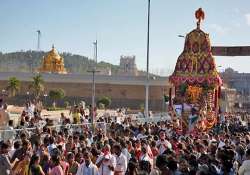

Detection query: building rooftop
xmin=0 ymin=72 xmax=168 ymax=86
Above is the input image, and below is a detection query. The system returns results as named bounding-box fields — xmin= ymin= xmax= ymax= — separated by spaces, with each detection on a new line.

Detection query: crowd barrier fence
xmin=0 ymin=122 xmax=110 ymax=141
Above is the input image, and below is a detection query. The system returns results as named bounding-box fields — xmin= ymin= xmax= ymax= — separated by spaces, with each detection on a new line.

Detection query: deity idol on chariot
xmin=169 ymin=8 xmax=222 ymax=133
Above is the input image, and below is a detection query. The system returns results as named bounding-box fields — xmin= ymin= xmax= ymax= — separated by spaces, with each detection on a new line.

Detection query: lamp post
xmin=87 ymin=40 xmax=100 ymax=130
xmin=37 ymin=30 xmax=41 ymax=51
xmin=145 ymin=0 xmax=151 ymax=118
xmin=178 ymin=35 xmax=185 ymax=38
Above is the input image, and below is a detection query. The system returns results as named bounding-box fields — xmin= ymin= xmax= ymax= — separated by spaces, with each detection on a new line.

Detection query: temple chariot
xmin=169 ymin=8 xmax=222 ymax=132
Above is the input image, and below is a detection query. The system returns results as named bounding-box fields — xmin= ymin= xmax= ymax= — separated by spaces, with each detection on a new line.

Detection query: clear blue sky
xmin=1 ymin=0 xmax=250 ymax=75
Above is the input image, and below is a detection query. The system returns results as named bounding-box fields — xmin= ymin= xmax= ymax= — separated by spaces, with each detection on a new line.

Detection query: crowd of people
xmin=0 ymin=99 xmax=250 ymax=175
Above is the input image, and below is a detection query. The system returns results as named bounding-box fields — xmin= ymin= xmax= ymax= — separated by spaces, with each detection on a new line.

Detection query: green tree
xmin=29 ymin=74 xmax=45 ymax=100
xmin=97 ymin=96 xmax=111 ymax=109
xmin=49 ymin=89 xmax=65 ymax=107
xmin=6 ymin=77 xmax=20 ymax=97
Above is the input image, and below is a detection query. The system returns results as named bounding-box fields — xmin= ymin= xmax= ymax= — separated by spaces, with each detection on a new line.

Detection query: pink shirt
xmin=60 ymin=161 xmax=69 ymax=172
xmin=50 ymin=165 xmax=64 ymax=175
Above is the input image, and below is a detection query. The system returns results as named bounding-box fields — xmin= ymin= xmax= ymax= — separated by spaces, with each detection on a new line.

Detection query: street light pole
xmin=37 ymin=30 xmax=41 ymax=51
xmin=88 ymin=40 xmax=99 ymax=130
xmin=94 ymin=40 xmax=97 ymax=63
xmin=92 ymin=40 xmax=97 ymax=123
xmin=145 ymin=0 xmax=151 ymax=118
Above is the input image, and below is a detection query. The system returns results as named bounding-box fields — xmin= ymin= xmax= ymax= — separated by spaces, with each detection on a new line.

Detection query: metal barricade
xmin=0 ymin=127 xmax=37 ymax=141
xmin=0 ymin=122 xmax=108 ymax=141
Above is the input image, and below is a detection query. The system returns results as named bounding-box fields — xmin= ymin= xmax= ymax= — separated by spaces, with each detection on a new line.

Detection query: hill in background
xmin=0 ymin=50 xmax=120 ymax=74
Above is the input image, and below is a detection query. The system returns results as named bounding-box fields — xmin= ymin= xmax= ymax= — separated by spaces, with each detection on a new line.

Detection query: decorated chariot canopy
xmin=169 ymin=8 xmax=222 ymax=87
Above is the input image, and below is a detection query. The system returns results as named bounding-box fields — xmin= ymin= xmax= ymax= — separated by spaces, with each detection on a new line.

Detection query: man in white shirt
xmin=156 ymin=130 xmax=172 ymax=154
xmin=76 ymin=151 xmax=98 ymax=175
xmin=96 ymin=144 xmax=116 ymax=175
xmin=8 ymin=141 xmax=21 ymax=160
xmin=47 ymin=137 xmax=57 ymax=155
xmin=120 ymin=140 xmax=131 ymax=163
xmin=113 ymin=144 xmax=127 ymax=175
xmin=26 ymin=102 xmax=35 ymax=118
xmin=238 ymin=149 xmax=250 ymax=175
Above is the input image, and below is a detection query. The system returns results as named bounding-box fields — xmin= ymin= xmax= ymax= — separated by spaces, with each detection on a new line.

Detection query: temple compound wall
xmin=0 ymin=72 xmax=170 ymax=110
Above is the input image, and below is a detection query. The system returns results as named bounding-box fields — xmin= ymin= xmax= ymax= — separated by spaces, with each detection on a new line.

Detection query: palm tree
xmin=29 ymin=74 xmax=45 ymax=100
xmin=6 ymin=77 xmax=21 ymax=97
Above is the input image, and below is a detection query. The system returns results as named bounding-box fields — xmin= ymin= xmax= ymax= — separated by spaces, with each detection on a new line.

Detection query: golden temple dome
xmin=46 ymin=45 xmax=62 ymax=61
xmin=39 ymin=45 xmax=67 ymax=74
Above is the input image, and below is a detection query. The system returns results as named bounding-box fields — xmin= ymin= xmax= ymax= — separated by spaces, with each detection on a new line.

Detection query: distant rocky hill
xmin=0 ymin=50 xmax=120 ymax=74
